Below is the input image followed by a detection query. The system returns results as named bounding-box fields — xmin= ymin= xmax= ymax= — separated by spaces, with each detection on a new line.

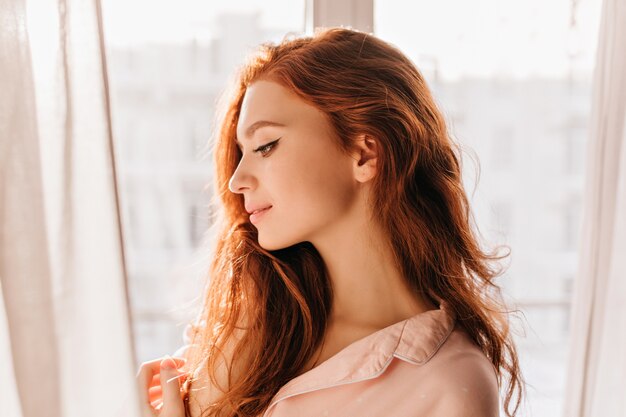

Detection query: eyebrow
xmin=235 ymin=120 xmax=286 ymax=147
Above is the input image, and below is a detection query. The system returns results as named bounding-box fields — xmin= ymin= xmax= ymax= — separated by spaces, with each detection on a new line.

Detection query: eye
xmin=253 ymin=138 xmax=281 ymax=157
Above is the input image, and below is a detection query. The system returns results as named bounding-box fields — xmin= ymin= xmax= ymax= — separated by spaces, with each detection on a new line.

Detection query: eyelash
xmin=252 ymin=138 xmax=281 ymax=157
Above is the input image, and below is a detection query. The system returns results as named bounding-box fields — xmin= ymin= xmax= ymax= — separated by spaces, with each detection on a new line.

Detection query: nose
xmin=228 ymin=158 xmax=255 ymax=194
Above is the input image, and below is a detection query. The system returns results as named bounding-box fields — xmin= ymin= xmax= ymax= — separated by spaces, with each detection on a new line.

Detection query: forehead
xmin=236 ymin=80 xmax=311 ymax=140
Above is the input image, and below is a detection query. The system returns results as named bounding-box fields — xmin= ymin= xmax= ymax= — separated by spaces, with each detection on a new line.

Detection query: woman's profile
xmin=136 ymin=27 xmax=525 ymax=417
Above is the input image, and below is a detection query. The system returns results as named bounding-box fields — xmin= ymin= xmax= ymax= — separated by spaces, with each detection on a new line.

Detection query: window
xmin=102 ymin=0 xmax=306 ymax=363
xmin=491 ymin=127 xmax=515 ymax=171
xmin=375 ymin=0 xmax=601 ymax=415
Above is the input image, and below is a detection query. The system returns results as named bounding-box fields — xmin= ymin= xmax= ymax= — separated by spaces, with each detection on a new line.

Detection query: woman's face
xmin=229 ymin=79 xmax=358 ymax=250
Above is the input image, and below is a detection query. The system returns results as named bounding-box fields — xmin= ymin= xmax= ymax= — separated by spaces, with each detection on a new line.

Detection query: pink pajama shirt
xmin=177 ymin=299 xmax=501 ymax=417
xmin=261 ymin=299 xmax=500 ymax=417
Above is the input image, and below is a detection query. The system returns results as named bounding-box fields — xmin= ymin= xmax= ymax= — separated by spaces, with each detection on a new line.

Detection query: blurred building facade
xmin=107 ymin=12 xmax=291 ymax=362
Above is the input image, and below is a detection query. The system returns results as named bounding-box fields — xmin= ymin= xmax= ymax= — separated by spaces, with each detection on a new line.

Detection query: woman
xmin=136 ymin=27 xmax=525 ymax=417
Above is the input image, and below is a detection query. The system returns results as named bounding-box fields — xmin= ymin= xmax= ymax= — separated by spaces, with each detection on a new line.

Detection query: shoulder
xmin=421 ymin=326 xmax=501 ymax=416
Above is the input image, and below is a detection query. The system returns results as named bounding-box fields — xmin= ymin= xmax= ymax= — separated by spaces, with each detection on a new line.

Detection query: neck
xmin=309 ymin=203 xmax=437 ymax=330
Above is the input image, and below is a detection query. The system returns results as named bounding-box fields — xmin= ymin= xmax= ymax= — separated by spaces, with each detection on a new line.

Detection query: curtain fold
xmin=563 ymin=0 xmax=626 ymax=416
xmin=0 ymin=0 xmax=141 ymax=416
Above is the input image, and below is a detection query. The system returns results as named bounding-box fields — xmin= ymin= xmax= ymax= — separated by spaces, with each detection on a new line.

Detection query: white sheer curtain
xmin=563 ymin=0 xmax=626 ymax=416
xmin=0 ymin=0 xmax=141 ymax=416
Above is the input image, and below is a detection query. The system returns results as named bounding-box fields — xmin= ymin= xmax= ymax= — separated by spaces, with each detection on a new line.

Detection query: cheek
xmin=255 ymin=140 xmax=356 ymax=250
xmin=277 ymin=147 xmax=355 ymax=223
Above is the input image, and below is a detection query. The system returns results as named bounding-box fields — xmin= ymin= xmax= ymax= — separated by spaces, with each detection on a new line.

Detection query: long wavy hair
xmin=183 ymin=27 xmax=525 ymax=417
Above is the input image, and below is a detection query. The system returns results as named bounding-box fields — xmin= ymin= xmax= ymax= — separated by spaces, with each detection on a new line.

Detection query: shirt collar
xmin=266 ymin=297 xmax=457 ymax=411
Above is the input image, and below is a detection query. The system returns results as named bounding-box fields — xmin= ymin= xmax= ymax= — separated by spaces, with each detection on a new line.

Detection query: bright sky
xmin=376 ymin=0 xmax=602 ymax=80
xmin=99 ymin=0 xmax=602 ymax=81
xmin=100 ymin=0 xmax=305 ymax=46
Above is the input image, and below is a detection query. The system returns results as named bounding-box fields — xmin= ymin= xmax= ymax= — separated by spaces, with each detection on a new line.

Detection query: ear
xmin=351 ymin=134 xmax=378 ymax=183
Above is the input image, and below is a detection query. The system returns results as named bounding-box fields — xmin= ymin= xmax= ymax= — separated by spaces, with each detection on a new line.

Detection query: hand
xmin=136 ymin=356 xmax=189 ymax=417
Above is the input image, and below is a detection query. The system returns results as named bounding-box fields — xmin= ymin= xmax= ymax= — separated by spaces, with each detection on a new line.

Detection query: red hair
xmin=183 ymin=27 xmax=525 ymax=417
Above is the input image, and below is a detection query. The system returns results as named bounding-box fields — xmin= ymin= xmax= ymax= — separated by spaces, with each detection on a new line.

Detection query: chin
xmin=258 ymin=237 xmax=290 ymax=251
xmin=257 ymin=231 xmax=304 ymax=252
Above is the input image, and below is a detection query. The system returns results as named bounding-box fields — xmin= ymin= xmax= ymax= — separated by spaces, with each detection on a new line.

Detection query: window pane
xmin=375 ymin=1 xmax=601 ymax=415
xmin=101 ymin=0 xmax=305 ymax=364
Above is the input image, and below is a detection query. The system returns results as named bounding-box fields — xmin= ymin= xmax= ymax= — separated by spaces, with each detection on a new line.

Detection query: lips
xmin=248 ymin=205 xmax=272 ymax=224
xmin=246 ymin=204 xmax=272 ymax=214
xmin=251 ymin=206 xmax=271 ymax=214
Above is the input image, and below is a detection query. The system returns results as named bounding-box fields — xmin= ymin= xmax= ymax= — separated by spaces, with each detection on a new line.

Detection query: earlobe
xmin=353 ymin=135 xmax=378 ymax=182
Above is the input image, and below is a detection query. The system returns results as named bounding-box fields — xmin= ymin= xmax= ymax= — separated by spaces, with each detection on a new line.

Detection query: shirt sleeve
xmin=425 ymin=351 xmax=501 ymax=417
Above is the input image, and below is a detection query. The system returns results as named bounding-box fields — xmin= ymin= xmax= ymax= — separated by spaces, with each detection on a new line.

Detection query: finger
xmin=148 ymin=385 xmax=162 ymax=402
xmin=140 ymin=357 xmax=187 ymax=376
xmin=136 ymin=357 xmax=186 ymax=415
xmin=136 ymin=361 xmax=157 ymax=412
xmin=149 ymin=374 xmax=189 ymax=403
xmin=151 ymin=399 xmax=163 ymax=410
xmin=143 ymin=358 xmax=188 ymax=386
xmin=148 ymin=381 xmax=187 ymax=402
xmin=160 ymin=356 xmax=185 ymax=417
xmin=168 ymin=356 xmax=188 ymax=367
xmin=151 ymin=370 xmax=190 ymax=388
